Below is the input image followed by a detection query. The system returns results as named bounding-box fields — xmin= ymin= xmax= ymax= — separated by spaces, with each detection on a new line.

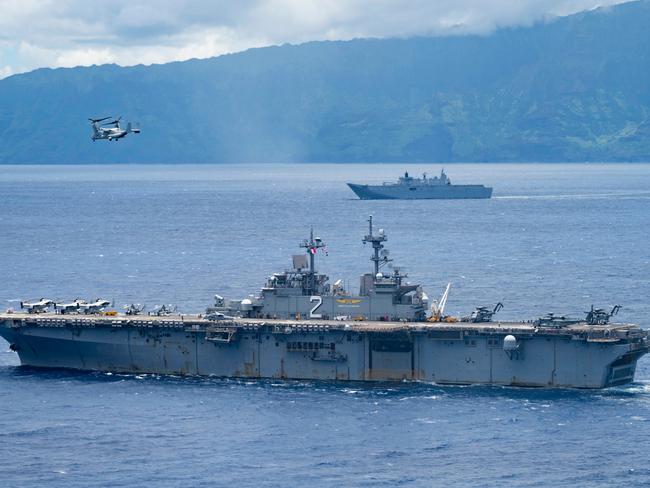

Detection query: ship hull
xmin=1 ymin=316 xmax=646 ymax=388
xmin=348 ymin=183 xmax=493 ymax=200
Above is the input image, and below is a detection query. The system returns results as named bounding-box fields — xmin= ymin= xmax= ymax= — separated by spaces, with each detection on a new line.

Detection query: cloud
xmin=0 ymin=0 xmax=632 ymax=78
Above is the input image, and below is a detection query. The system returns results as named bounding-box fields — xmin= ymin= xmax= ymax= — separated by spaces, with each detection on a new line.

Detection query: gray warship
xmin=207 ymin=218 xmax=428 ymax=322
xmin=0 ymin=218 xmax=647 ymax=388
xmin=348 ymin=169 xmax=492 ymax=200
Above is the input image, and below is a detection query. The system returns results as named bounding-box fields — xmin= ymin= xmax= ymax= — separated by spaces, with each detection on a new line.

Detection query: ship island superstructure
xmin=207 ymin=217 xmax=428 ymax=322
xmin=0 ymin=218 xmax=647 ymax=388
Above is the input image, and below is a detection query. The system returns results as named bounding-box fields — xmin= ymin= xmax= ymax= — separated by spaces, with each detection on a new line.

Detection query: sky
xmin=0 ymin=0 xmax=631 ymax=79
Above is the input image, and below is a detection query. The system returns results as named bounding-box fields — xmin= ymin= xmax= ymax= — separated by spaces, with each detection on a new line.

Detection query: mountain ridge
xmin=1 ymin=0 xmax=649 ymax=163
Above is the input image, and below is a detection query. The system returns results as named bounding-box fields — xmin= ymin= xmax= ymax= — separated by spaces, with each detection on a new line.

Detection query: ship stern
xmin=603 ymin=341 xmax=649 ymax=387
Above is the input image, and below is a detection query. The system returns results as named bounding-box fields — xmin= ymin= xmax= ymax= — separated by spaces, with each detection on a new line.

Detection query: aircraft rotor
xmin=88 ymin=116 xmax=111 ymax=124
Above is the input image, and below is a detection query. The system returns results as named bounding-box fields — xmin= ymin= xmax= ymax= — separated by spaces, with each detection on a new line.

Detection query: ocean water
xmin=0 ymin=163 xmax=649 ymax=487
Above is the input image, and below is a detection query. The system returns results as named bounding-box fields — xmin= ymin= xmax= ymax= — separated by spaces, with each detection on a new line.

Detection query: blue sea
xmin=1 ymin=163 xmax=649 ymax=487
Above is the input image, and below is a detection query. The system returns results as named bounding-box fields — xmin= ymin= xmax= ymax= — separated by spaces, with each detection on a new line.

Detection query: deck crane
xmin=429 ymin=283 xmax=451 ymax=322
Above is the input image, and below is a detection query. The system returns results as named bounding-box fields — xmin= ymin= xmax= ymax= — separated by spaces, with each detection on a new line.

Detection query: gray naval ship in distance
xmin=348 ymin=168 xmax=492 ymax=200
xmin=0 ymin=217 xmax=647 ymax=389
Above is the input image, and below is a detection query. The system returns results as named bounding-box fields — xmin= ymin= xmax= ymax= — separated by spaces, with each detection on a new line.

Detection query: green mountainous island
xmin=1 ymin=0 xmax=649 ymax=164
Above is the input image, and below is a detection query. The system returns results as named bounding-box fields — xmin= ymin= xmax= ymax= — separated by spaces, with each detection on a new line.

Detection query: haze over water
xmin=1 ymin=163 xmax=649 ymax=487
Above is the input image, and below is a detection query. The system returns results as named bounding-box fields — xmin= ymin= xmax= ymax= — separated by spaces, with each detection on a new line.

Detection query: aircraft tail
xmin=128 ymin=122 xmax=141 ymax=134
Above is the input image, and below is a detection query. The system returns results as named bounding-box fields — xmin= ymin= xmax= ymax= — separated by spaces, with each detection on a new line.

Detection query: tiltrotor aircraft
xmin=20 ymin=298 xmax=54 ymax=313
xmin=78 ymin=299 xmax=111 ymax=314
xmin=89 ymin=116 xmax=140 ymax=141
xmin=54 ymin=299 xmax=84 ymax=314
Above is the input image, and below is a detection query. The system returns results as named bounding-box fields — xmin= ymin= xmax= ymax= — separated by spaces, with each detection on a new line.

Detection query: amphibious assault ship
xmin=347 ymin=169 xmax=492 ymax=199
xmin=0 ymin=218 xmax=647 ymax=388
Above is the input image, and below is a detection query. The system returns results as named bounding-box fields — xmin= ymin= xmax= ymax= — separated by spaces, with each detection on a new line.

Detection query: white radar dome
xmin=241 ymin=298 xmax=253 ymax=311
xmin=503 ymin=335 xmax=518 ymax=351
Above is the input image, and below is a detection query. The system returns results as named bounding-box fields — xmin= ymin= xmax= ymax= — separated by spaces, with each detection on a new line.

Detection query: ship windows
xmin=287 ymin=341 xmax=334 ymax=351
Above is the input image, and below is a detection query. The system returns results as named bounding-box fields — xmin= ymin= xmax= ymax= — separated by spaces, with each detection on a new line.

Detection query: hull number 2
xmin=310 ymin=296 xmax=323 ymax=318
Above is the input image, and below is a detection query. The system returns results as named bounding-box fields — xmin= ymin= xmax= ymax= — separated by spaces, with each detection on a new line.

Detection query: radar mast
xmin=363 ymin=215 xmax=392 ymax=276
xmin=299 ymin=228 xmax=326 ymax=295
